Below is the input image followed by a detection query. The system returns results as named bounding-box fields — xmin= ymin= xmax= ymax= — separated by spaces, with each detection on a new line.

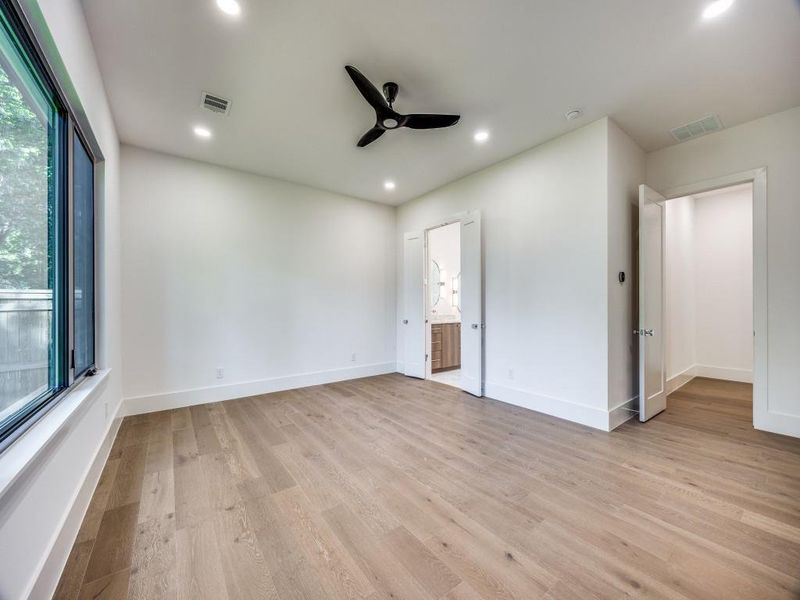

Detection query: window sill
xmin=0 ymin=369 xmax=112 ymax=503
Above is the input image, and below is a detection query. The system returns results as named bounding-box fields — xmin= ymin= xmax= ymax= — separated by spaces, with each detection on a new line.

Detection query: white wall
xmin=694 ymin=186 xmax=753 ymax=380
xmin=427 ymin=222 xmax=460 ymax=321
xmin=647 ymin=105 xmax=800 ymax=437
xmin=665 ymin=187 xmax=753 ymax=390
xmin=606 ymin=120 xmax=646 ymax=425
xmin=665 ymin=195 xmax=697 ymax=382
xmin=0 ymin=1 xmax=123 ymax=599
xmin=398 ymin=118 xmax=617 ymax=429
xmin=120 ymin=145 xmax=396 ymax=413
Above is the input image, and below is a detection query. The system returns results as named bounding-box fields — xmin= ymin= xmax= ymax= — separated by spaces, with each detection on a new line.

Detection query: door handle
xmin=633 ymin=329 xmax=654 ymax=336
xmin=471 ymin=323 xmax=484 ymax=330
xmin=403 ymin=319 xmax=408 ymax=325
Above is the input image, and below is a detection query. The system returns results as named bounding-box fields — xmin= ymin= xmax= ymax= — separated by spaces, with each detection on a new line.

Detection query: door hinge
xmin=425 ymin=354 xmax=429 ymax=361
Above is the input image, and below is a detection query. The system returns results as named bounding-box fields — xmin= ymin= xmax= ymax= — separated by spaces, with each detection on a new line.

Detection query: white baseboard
xmin=693 ymin=364 xmax=752 ymax=383
xmin=666 ymin=364 xmax=753 ymax=392
xmin=484 ymin=382 xmax=612 ymax=432
xmin=609 ymin=396 xmax=639 ymax=430
xmin=123 ymin=362 xmax=397 ymax=416
xmin=28 ymin=401 xmax=122 ymax=599
xmin=667 ymin=365 xmax=697 ymax=394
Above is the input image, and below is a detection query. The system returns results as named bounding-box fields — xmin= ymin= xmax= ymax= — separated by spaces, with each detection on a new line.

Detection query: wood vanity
xmin=431 ymin=322 xmax=461 ymax=372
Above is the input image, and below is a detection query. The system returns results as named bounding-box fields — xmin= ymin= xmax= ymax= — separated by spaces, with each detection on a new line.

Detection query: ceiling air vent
xmin=670 ymin=114 xmax=723 ymax=142
xmin=201 ymin=91 xmax=231 ymax=115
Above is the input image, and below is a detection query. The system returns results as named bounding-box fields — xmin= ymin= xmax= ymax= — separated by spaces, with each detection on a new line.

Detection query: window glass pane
xmin=0 ymin=8 xmax=62 ymax=436
xmin=73 ymin=133 xmax=94 ymax=374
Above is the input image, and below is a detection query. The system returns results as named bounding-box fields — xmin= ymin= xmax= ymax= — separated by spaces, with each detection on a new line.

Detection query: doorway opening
xmin=402 ymin=210 xmax=483 ymax=396
xmin=664 ymin=183 xmax=753 ymax=401
xmin=638 ymin=168 xmax=766 ymax=427
xmin=425 ymin=222 xmax=461 ymax=387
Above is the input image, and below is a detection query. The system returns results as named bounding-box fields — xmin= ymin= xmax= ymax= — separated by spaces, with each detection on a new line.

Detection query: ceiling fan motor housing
xmin=383 ymin=81 xmax=399 ymax=106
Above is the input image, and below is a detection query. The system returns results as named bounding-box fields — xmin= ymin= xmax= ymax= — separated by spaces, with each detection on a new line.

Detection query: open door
xmin=403 ymin=232 xmax=425 ymax=378
xmin=638 ymin=185 xmax=666 ymax=421
xmin=460 ymin=212 xmax=483 ymax=396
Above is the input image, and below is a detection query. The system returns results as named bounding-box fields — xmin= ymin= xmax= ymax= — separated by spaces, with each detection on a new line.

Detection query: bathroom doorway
xmin=425 ymin=222 xmax=462 ymax=387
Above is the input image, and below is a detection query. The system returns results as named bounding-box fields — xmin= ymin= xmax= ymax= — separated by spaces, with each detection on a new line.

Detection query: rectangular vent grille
xmin=670 ymin=114 xmax=723 ymax=142
xmin=201 ymin=91 xmax=231 ymax=115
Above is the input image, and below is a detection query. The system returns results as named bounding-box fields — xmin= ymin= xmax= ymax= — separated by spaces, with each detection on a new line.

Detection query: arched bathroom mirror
xmin=430 ymin=260 xmax=441 ymax=307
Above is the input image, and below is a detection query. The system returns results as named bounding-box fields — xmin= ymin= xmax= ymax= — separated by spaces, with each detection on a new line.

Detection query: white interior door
xmin=460 ymin=212 xmax=483 ymax=396
xmin=639 ymin=185 xmax=667 ymax=421
xmin=403 ymin=232 xmax=425 ymax=378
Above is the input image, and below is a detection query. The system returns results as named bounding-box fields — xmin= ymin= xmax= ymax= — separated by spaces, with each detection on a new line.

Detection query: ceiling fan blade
xmin=357 ymin=126 xmax=385 ymax=147
xmin=345 ymin=65 xmax=390 ymax=114
xmin=402 ymin=114 xmax=460 ymax=129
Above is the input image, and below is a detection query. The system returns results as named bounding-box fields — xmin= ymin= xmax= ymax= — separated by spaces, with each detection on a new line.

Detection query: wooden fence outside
xmin=0 ymin=289 xmax=51 ymax=414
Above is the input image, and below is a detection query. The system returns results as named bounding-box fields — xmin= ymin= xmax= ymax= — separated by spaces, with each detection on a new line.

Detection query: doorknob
xmin=633 ymin=329 xmax=655 ymax=336
xmin=402 ymin=319 xmax=408 ymax=325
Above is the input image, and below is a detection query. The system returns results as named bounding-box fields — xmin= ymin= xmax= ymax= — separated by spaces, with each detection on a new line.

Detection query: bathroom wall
xmin=427 ymin=222 xmax=461 ymax=322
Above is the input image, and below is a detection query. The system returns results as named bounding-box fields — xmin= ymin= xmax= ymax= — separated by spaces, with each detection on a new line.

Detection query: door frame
xmin=417 ymin=210 xmax=482 ymax=393
xmin=657 ymin=167 xmax=767 ymax=429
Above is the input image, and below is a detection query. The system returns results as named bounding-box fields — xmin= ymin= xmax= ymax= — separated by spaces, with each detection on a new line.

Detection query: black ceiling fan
xmin=345 ymin=65 xmax=460 ymax=147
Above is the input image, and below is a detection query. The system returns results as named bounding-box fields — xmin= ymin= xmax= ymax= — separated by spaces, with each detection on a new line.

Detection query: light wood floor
xmin=55 ymin=375 xmax=800 ymax=599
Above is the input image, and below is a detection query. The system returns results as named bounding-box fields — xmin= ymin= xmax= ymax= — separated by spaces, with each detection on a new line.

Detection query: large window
xmin=73 ymin=134 xmax=95 ymax=375
xmin=0 ymin=2 xmax=96 ymax=448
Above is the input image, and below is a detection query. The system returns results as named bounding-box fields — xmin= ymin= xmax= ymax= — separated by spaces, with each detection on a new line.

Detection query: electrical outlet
xmin=216 ymin=368 xmax=224 ymax=379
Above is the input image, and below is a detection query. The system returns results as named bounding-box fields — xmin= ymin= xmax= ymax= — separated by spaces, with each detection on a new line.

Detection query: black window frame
xmin=0 ymin=0 xmax=99 ymax=451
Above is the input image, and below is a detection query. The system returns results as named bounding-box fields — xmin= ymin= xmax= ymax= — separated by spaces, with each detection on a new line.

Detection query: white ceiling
xmin=80 ymin=0 xmax=800 ymax=205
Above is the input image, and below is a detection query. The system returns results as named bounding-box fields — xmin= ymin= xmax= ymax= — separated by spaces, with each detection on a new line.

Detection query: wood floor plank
xmin=212 ymin=501 xmax=280 ymax=600
xmin=272 ymin=485 xmax=376 ymax=600
xmin=128 ymin=514 xmax=177 ymax=600
xmin=78 ymin=568 xmax=131 ymax=600
xmin=53 ymin=540 xmax=93 ymax=600
xmin=55 ymin=375 xmax=800 ymax=599
xmin=76 ymin=458 xmax=121 ymax=544
xmin=137 ymin=469 xmax=175 ymax=524
xmin=383 ymin=525 xmax=461 ymax=597
xmin=83 ymin=502 xmax=140 ymax=584
xmin=175 ymin=519 xmax=229 ymax=600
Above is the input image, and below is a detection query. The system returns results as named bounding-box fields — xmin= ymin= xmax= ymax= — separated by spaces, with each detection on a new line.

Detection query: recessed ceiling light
xmin=702 ymin=0 xmax=733 ymax=19
xmin=193 ymin=125 xmax=212 ymax=139
xmin=565 ymin=108 xmax=583 ymax=121
xmin=473 ymin=130 xmax=490 ymax=143
xmin=384 ymin=180 xmax=396 ymax=191
xmin=216 ymin=0 xmax=241 ymax=16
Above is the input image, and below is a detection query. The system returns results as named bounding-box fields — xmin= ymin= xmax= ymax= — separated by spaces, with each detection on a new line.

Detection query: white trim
xmin=666 ymin=365 xmax=696 ymax=394
xmin=28 ymin=413 xmax=121 ymax=600
xmin=123 ymin=362 xmax=396 ymax=415
xmin=417 ymin=210 xmax=482 ymax=394
xmin=666 ymin=364 xmax=753 ymax=396
xmin=484 ymin=381 xmax=612 ymax=431
xmin=660 ymin=168 xmax=768 ymax=433
xmin=694 ymin=364 xmax=752 ymax=383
